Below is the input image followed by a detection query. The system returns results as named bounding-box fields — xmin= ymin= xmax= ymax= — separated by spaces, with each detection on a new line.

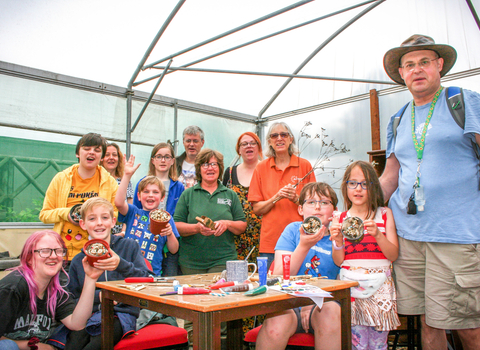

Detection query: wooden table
xmin=97 ymin=274 xmax=357 ymax=350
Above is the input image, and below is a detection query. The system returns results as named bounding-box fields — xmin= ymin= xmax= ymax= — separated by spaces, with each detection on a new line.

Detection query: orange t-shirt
xmin=62 ymin=169 xmax=100 ymax=259
xmin=248 ymin=155 xmax=315 ymax=253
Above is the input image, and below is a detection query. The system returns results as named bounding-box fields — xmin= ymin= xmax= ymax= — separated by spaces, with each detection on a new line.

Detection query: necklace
xmin=410 ymin=86 xmax=444 ymax=161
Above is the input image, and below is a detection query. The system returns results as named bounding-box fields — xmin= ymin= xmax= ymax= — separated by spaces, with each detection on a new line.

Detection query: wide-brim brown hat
xmin=383 ymin=34 xmax=457 ymax=85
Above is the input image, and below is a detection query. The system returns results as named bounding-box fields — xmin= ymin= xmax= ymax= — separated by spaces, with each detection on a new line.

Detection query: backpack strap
xmin=446 ymin=87 xmax=480 ymax=158
xmin=392 ymin=102 xmax=409 ymax=139
xmin=446 ymin=87 xmax=480 ymax=189
xmin=446 ymin=86 xmax=466 ymax=129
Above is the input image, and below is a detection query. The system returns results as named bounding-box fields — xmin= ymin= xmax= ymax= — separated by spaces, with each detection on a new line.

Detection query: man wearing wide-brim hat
xmin=380 ymin=35 xmax=480 ymax=350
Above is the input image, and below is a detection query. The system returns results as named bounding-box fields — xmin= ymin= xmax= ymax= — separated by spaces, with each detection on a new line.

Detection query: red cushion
xmin=244 ymin=325 xmax=315 ymax=347
xmin=114 ymin=324 xmax=188 ymax=350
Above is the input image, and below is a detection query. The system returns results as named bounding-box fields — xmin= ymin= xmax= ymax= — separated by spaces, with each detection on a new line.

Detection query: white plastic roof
xmin=1 ymin=0 xmax=479 ymax=118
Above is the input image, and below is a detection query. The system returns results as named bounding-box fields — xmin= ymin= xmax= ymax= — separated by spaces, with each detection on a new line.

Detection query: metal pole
xmin=127 ymin=0 xmax=185 ymax=89
xmin=147 ymin=0 xmax=377 ymax=80
xmin=131 ymin=59 xmax=173 ymax=133
xmin=465 ymin=0 xmax=480 ymax=31
xmin=125 ymin=0 xmax=184 ymax=156
xmin=126 ymin=92 xmax=133 ymax=157
xmin=258 ymin=0 xmax=386 ymax=118
xmin=143 ymin=0 xmax=313 ymax=70
xmin=173 ymin=101 xmax=178 ymax=156
xmin=146 ymin=65 xmax=395 ymax=85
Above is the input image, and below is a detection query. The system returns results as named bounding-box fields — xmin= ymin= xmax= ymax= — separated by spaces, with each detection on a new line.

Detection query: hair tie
xmin=28 ymin=336 xmax=40 ymax=350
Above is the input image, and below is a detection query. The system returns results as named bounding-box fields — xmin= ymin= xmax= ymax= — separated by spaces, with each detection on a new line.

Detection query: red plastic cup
xmin=149 ymin=209 xmax=171 ymax=236
xmin=83 ymin=239 xmax=110 ymax=266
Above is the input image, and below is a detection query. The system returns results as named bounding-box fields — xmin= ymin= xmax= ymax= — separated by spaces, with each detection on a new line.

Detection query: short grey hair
xmin=264 ymin=122 xmax=299 ymax=158
xmin=183 ymin=125 xmax=204 ymax=140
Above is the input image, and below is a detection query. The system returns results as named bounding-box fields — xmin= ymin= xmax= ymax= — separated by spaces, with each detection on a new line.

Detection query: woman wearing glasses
xmin=223 ymin=132 xmax=263 ymax=264
xmin=223 ymin=132 xmax=264 ymax=336
xmin=132 ymin=142 xmax=185 ymax=276
xmin=174 ymin=149 xmax=247 ymax=274
xmin=249 ymin=122 xmax=316 ymax=269
xmin=0 ymin=230 xmax=102 ymax=350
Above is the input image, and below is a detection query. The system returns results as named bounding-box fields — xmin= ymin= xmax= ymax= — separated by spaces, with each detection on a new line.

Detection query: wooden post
xmin=370 ymin=89 xmax=380 ymax=150
xmin=368 ymin=89 xmax=386 ymax=176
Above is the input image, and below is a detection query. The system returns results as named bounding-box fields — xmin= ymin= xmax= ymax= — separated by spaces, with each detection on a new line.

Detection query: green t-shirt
xmin=174 ymin=181 xmax=246 ymax=269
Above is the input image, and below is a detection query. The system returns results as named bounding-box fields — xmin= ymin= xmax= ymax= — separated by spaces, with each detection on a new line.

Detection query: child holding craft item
xmin=49 ymin=197 xmax=151 ymax=349
xmin=255 ymin=182 xmax=341 ymax=350
xmin=330 ymin=161 xmax=400 ymax=350
xmin=116 ymin=155 xmax=180 ymax=276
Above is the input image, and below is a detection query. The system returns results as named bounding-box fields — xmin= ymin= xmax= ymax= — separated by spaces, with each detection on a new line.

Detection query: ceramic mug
xmin=226 ymin=260 xmax=257 ymax=282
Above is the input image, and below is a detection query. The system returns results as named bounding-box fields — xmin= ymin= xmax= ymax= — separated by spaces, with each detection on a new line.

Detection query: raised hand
xmin=123 ymin=154 xmax=141 ymax=177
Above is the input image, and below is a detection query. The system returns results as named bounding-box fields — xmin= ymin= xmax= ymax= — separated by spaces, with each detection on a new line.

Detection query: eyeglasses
xmin=153 ymin=155 xmax=173 ymax=161
xmin=269 ymin=132 xmax=290 ymax=139
xmin=303 ymin=200 xmax=332 ymax=208
xmin=401 ymin=58 xmax=438 ymax=72
xmin=239 ymin=141 xmax=258 ymax=148
xmin=346 ymin=180 xmax=370 ymax=190
xmin=201 ymin=162 xmax=219 ymax=169
xmin=34 ymin=248 xmax=67 ymax=258
xmin=184 ymin=139 xmax=201 ymax=144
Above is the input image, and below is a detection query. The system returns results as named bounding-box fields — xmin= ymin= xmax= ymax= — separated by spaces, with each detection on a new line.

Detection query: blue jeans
xmin=0 ymin=339 xmax=20 ymax=350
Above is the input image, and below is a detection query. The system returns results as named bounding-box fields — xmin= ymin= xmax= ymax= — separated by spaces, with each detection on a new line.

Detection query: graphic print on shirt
xmin=217 ymin=198 xmax=232 ymax=206
xmin=6 ymin=312 xmax=53 ymax=342
xmin=126 ymin=212 xmax=159 ymax=264
xmin=304 ymin=255 xmax=321 ymax=277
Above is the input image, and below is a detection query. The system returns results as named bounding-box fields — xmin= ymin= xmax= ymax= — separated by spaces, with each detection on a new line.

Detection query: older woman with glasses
xmin=249 ymin=122 xmax=316 ymax=269
xmin=174 ymin=149 xmax=246 ymax=275
xmin=0 ymin=230 xmax=103 ymax=350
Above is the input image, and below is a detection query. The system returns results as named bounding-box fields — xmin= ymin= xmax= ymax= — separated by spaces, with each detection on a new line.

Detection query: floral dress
xmin=223 ymin=166 xmax=262 ymax=262
xmin=223 ymin=165 xmax=264 ymax=334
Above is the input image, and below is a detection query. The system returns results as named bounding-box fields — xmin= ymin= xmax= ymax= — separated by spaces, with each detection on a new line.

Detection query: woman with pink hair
xmin=0 ymin=230 xmax=102 ymax=349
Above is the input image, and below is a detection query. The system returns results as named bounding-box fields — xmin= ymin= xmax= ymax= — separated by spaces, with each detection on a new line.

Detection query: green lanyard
xmin=411 ymin=86 xmax=444 ymax=161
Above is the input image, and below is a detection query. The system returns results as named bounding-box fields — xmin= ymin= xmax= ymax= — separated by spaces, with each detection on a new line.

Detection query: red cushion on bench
xmin=244 ymin=325 xmax=315 ymax=347
xmin=114 ymin=324 xmax=188 ymax=350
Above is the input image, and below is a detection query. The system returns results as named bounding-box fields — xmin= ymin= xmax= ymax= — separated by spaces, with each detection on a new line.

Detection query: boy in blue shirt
xmin=115 ymin=155 xmax=180 ymax=276
xmin=256 ymin=182 xmax=341 ymax=350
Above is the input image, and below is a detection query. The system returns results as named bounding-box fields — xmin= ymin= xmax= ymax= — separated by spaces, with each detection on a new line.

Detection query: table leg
xmin=339 ymin=288 xmax=353 ymax=350
xmin=193 ymin=311 xmax=222 ymax=350
xmin=226 ymin=319 xmax=243 ymax=350
xmin=101 ymin=292 xmax=115 ymax=350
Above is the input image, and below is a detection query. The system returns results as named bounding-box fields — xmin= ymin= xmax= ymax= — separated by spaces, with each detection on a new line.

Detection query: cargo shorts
xmin=393 ymin=237 xmax=480 ymax=329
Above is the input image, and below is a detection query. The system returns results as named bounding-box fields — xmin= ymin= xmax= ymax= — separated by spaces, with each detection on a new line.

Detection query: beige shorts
xmin=393 ymin=237 xmax=480 ymax=329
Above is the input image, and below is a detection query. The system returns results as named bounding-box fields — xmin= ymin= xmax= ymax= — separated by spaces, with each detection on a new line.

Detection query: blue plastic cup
xmin=257 ymin=257 xmax=268 ymax=286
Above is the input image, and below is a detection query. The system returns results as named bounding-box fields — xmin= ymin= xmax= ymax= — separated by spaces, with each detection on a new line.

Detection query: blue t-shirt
xmin=119 ymin=204 xmax=179 ymax=275
xmin=275 ymin=221 xmax=340 ymax=279
xmin=386 ymin=88 xmax=480 ymax=243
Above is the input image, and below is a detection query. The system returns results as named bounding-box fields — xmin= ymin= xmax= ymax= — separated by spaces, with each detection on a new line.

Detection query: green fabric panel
xmin=0 ymin=136 xmax=77 ymax=222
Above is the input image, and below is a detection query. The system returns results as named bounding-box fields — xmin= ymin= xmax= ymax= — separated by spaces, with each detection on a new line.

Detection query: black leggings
xmin=65 ymin=317 xmax=123 ymax=350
